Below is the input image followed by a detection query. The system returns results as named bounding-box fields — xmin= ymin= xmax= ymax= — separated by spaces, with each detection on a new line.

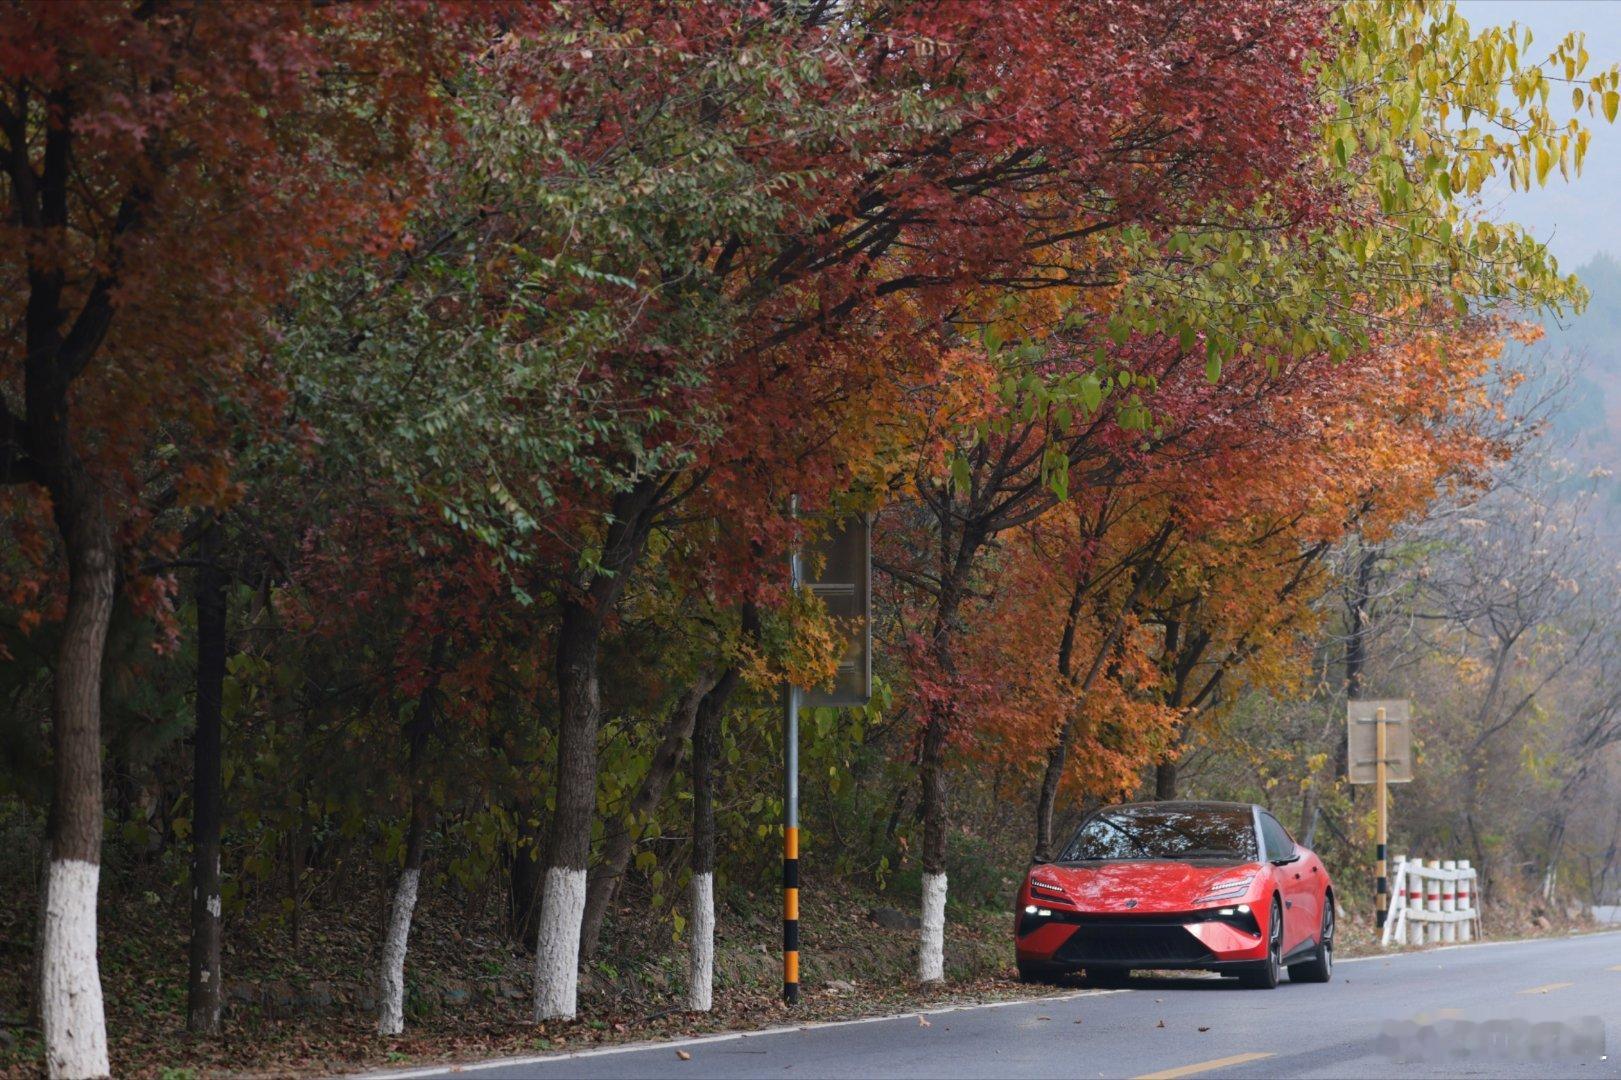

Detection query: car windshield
xmin=1059 ymin=805 xmax=1257 ymax=862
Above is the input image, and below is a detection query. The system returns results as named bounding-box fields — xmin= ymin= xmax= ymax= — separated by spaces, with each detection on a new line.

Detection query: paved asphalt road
xmin=367 ymin=932 xmax=1621 ymax=1080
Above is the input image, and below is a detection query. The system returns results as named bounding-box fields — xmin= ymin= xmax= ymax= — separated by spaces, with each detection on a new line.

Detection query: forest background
xmin=5 ymin=2 xmax=1621 ymax=1076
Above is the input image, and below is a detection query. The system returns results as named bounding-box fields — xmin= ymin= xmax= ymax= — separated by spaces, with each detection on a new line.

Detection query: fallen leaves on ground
xmin=1 ymin=872 xmax=1075 ymax=1079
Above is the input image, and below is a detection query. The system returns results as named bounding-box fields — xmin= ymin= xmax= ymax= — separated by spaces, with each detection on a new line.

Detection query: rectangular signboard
xmin=1347 ymin=698 xmax=1413 ymax=784
xmin=800 ymin=514 xmax=872 ymax=708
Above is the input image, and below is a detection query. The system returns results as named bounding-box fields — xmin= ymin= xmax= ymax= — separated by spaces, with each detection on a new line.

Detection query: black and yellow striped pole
xmin=1374 ymin=706 xmax=1389 ymax=929
xmin=784 ymin=525 xmax=802 ymax=1006
xmin=783 ymin=752 xmax=800 ymax=1004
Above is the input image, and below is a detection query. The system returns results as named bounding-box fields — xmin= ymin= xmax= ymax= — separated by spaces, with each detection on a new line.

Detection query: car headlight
xmin=1029 ymin=876 xmax=1068 ymax=899
xmin=1017 ymin=905 xmax=1058 ymax=936
xmin=1193 ymin=875 xmax=1255 ymax=905
xmin=1197 ymin=904 xmax=1261 ymax=934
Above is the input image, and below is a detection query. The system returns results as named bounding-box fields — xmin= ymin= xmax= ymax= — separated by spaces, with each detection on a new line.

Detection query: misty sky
xmin=1458 ymin=0 xmax=1621 ymax=272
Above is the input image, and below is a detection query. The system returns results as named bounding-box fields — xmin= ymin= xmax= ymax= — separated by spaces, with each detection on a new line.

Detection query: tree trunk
xmin=1334 ymin=547 xmax=1376 ymax=778
xmin=289 ymin=796 xmax=306 ymax=956
xmin=1153 ymin=618 xmax=1197 ymax=804
xmin=1034 ymin=530 xmax=1168 ymax=860
xmin=506 ymin=796 xmax=545 ymax=950
xmin=882 ymin=782 xmax=909 ymax=847
xmin=915 ymin=508 xmax=993 ymax=984
xmin=580 ymin=672 xmax=719 ymax=960
xmin=187 ymin=518 xmax=227 ymax=1036
xmin=917 ymin=612 xmax=958 ymax=983
xmin=533 ymin=479 xmax=658 ymax=1021
xmin=1154 ymin=759 xmax=1177 ymax=801
xmin=687 ymin=670 xmax=733 ymax=1012
xmin=1464 ymin=809 xmax=1490 ymax=901
xmin=41 ymin=479 xmax=114 ymax=1079
xmin=917 ymin=718 xmax=949 ymax=985
xmin=1540 ymin=813 xmax=1568 ymax=905
xmin=378 ymin=639 xmax=445 ymax=1036
xmin=377 ymin=811 xmax=427 ymax=1036
xmin=1032 ymin=575 xmax=1090 ymax=863
xmin=1594 ymin=805 xmax=1621 ymax=906
xmin=532 ymin=600 xmax=604 ymax=1020
xmin=31 ymin=845 xmax=50 ymax=1029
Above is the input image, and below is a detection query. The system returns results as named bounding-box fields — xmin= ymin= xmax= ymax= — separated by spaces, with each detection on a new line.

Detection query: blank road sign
xmin=801 ymin=514 xmax=872 ymax=708
xmin=1347 ymin=699 xmax=1413 ymax=784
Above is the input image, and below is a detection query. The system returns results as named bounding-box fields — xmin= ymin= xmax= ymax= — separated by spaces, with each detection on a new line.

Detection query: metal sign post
xmin=783 ymin=540 xmax=801 ymax=1006
xmin=1375 ymin=707 xmax=1388 ymax=928
xmin=782 ymin=687 xmax=800 ymax=1003
xmin=782 ymin=510 xmax=872 ymax=1007
xmin=1348 ymin=699 xmax=1412 ymax=930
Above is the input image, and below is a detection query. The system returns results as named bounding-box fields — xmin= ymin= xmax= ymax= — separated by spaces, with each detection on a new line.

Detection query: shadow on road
xmin=1037 ymin=971 xmax=1304 ymax=992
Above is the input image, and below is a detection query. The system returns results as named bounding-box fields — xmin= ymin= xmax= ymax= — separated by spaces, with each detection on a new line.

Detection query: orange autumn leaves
xmin=929 ymin=314 xmax=1520 ymax=804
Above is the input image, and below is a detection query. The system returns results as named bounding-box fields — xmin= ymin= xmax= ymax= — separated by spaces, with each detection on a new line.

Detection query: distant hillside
xmin=1519 ymin=252 xmax=1621 ymax=500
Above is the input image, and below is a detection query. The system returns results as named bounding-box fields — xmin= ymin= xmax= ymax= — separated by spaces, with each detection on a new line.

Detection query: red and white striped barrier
xmin=1381 ymin=855 xmax=1480 ymax=947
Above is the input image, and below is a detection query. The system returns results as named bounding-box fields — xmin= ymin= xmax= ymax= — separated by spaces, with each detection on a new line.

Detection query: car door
xmin=1259 ymin=812 xmax=1317 ymax=953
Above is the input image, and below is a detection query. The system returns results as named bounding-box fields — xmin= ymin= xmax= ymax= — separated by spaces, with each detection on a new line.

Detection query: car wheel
xmin=1288 ymin=896 xmax=1334 ymax=984
xmin=1239 ymin=897 xmax=1283 ymax=989
xmin=1082 ymin=967 xmax=1130 ymax=988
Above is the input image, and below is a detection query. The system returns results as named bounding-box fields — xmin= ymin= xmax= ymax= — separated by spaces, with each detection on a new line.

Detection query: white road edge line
xmin=351 ymin=988 xmax=1131 ymax=1078
xmin=353 ymin=929 xmax=1621 ymax=1078
xmin=1336 ymin=927 xmax=1621 ymax=963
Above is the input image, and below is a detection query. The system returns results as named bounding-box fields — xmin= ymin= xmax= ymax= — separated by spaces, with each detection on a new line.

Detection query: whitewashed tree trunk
xmin=687 ymin=872 xmax=715 ymax=1011
xmin=688 ymin=666 xmax=731 ymax=1014
xmin=377 ymin=867 xmax=421 ymax=1035
xmin=533 ymin=866 xmax=587 ymax=1020
xmin=40 ymin=483 xmax=116 ymax=1079
xmin=918 ymin=871 xmax=947 ymax=983
xmin=376 ymin=635 xmax=444 ymax=1037
xmin=42 ymin=859 xmax=109 ymax=1079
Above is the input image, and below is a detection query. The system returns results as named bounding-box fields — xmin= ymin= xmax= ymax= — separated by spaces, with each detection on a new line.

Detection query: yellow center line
xmin=1133 ymin=1052 xmax=1274 ymax=1080
xmin=1610 ymin=965 xmax=1621 ymax=972
xmin=1517 ymin=982 xmax=1573 ymax=995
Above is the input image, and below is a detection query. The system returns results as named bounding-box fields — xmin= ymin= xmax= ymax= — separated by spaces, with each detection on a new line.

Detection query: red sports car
xmin=1015 ymin=800 xmax=1333 ymax=989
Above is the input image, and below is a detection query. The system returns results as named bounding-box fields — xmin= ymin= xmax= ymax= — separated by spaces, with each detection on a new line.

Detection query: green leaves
xmin=1079 ymin=373 xmax=1104 ymax=413
xmin=1321 ymin=1 xmax=1621 ymax=320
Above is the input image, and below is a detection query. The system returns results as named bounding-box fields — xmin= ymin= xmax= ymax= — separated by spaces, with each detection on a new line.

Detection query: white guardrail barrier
xmin=1381 ymin=856 xmax=1482 ymax=948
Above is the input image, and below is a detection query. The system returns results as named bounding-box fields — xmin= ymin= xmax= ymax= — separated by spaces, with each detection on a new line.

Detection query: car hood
xmin=1030 ymin=860 xmax=1264 ymax=913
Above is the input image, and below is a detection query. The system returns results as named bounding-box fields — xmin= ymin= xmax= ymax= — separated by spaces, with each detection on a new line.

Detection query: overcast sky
xmin=1457 ymin=0 xmax=1621 ymax=271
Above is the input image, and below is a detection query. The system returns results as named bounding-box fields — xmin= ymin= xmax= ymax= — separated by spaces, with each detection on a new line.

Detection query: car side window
xmin=1260 ymin=813 xmax=1295 ymax=861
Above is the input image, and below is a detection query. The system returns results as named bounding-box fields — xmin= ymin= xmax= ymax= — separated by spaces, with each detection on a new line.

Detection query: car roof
xmin=1102 ymin=800 xmax=1258 ymax=814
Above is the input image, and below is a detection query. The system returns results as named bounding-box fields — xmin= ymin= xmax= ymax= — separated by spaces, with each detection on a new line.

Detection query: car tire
xmin=1239 ymin=897 xmax=1283 ymax=989
xmin=1082 ymin=967 xmax=1131 ymax=988
xmin=1288 ymin=895 xmax=1334 ymax=984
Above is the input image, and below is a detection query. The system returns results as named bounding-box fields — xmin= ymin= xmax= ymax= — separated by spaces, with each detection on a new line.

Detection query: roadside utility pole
xmin=1375 ymin=705 xmax=1388 ymax=929
xmin=784 ymin=539 xmax=801 ymax=1006
xmin=1348 ymin=698 xmax=1410 ymax=930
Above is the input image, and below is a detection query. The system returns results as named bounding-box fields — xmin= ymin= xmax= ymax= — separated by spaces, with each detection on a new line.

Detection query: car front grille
xmin=1051 ymin=917 xmax=1215 ymax=965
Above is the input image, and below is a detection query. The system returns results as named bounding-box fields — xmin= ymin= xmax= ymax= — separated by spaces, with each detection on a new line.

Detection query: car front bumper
xmin=1016 ymin=910 xmax=1268 ymax=969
